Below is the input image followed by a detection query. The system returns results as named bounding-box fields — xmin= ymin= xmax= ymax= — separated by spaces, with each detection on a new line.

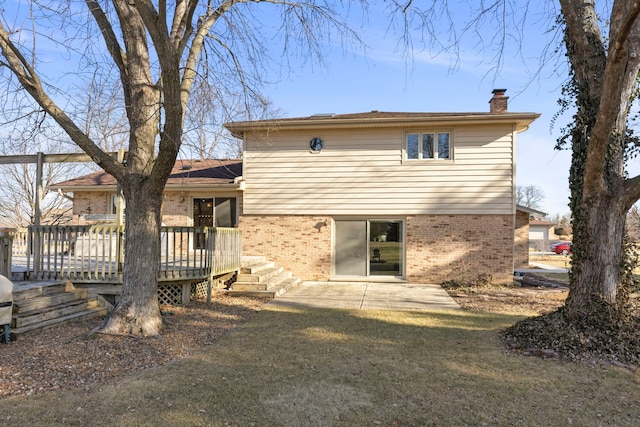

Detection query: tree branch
xmin=0 ymin=21 xmax=121 ymax=177
xmin=84 ymin=1 xmax=129 ymax=97
xmin=584 ymin=1 xmax=640 ymax=197
xmin=622 ymin=174 xmax=640 ymax=210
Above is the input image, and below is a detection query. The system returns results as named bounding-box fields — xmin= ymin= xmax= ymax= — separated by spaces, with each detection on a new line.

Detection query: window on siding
xmin=406 ymin=132 xmax=450 ymax=160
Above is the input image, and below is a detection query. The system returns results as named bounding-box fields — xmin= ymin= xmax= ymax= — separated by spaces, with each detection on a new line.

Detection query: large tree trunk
xmin=100 ymin=177 xmax=165 ymax=336
xmin=558 ymin=0 xmax=640 ymax=320
xmin=564 ymin=193 xmax=629 ymax=318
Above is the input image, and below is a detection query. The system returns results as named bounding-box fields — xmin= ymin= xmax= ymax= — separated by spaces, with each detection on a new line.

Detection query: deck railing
xmin=15 ymin=225 xmax=241 ymax=283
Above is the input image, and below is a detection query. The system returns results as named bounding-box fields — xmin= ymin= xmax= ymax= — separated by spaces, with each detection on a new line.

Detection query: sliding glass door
xmin=334 ymin=219 xmax=404 ymax=278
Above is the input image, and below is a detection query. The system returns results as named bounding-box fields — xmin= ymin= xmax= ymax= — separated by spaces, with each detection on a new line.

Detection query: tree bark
xmin=101 ymin=175 xmax=165 ymax=336
xmin=558 ymin=0 xmax=640 ymax=319
xmin=564 ymin=194 xmax=628 ymax=317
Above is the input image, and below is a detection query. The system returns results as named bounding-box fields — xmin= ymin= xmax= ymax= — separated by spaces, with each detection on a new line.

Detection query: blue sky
xmin=5 ymin=1 xmax=634 ymax=217
xmin=258 ymin=4 xmax=576 ymax=217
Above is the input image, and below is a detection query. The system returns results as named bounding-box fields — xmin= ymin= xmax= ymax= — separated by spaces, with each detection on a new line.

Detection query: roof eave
xmin=50 ymin=182 xmax=244 ymax=193
xmin=48 ymin=184 xmax=118 ymax=192
xmin=516 ymin=204 xmax=547 ymax=217
xmin=164 ymin=181 xmax=245 ymax=192
xmin=225 ymin=113 xmax=541 ymax=135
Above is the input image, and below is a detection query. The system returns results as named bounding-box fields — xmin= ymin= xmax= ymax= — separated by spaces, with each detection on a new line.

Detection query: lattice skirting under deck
xmin=158 ymin=273 xmax=237 ymax=305
xmin=158 ymin=283 xmax=185 ymax=306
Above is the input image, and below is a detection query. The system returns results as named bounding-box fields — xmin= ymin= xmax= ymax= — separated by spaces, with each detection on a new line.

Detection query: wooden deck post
xmin=115 ymin=149 xmax=125 ymax=272
xmin=0 ymin=231 xmax=13 ymax=279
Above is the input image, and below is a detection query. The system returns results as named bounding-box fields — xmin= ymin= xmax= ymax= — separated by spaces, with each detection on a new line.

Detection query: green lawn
xmin=1 ymin=305 xmax=639 ymax=426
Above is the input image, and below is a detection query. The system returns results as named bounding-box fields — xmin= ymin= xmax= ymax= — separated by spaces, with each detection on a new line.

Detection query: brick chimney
xmin=489 ymin=89 xmax=508 ymax=113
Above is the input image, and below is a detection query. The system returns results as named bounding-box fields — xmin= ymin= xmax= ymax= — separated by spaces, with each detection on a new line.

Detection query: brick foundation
xmin=239 ymin=215 xmax=332 ymax=280
xmin=514 ymin=210 xmax=530 ymax=269
xmin=405 ymin=214 xmax=514 ymax=285
xmin=240 ymin=214 xmax=515 ymax=284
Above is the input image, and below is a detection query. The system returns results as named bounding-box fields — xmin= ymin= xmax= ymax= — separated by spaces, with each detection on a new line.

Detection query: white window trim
xmin=403 ymin=131 xmax=453 ymax=162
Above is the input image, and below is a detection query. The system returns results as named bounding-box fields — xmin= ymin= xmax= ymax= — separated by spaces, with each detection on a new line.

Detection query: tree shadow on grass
xmin=0 ymin=306 xmax=638 ymax=427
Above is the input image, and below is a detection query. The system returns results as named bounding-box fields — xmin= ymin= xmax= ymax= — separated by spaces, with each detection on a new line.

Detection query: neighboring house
xmin=514 ymin=205 xmax=550 ymax=255
xmin=50 ymin=159 xmax=244 ymax=228
xmin=530 ymin=219 xmax=558 ymax=241
xmin=51 ymin=89 xmax=540 ymax=285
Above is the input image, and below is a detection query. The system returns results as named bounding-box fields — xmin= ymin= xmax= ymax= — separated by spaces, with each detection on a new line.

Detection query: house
xmin=50 ymin=159 xmax=244 ymax=228
xmin=529 ymin=219 xmax=559 ymax=249
xmin=52 ymin=89 xmax=539 ymax=285
xmin=225 ymin=89 xmax=539 ymax=284
xmin=513 ymin=205 xmax=553 ymax=252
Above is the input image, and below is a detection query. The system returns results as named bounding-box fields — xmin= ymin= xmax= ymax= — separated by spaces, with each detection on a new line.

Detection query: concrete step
xmin=227 ymin=276 xmax=301 ymax=299
xmin=240 ymin=261 xmax=276 ymax=275
xmin=241 ymin=256 xmax=267 ymax=267
xmin=236 ymin=265 xmax=284 ymax=284
xmin=233 ymin=269 xmax=292 ymax=291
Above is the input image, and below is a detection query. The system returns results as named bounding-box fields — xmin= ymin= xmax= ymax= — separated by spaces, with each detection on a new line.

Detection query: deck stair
xmin=227 ymin=256 xmax=300 ymax=298
xmin=10 ymin=281 xmax=109 ymax=339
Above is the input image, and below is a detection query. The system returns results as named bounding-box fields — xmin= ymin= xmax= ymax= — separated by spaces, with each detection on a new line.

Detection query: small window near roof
xmin=405 ymin=132 xmax=451 ymax=160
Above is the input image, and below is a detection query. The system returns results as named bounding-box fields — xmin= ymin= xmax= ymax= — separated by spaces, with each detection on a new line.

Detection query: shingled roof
xmin=50 ymin=159 xmax=243 ymax=190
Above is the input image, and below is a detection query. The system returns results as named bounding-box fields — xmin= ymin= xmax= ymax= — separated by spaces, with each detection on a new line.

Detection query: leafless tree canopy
xmin=516 ymin=184 xmax=545 ymax=210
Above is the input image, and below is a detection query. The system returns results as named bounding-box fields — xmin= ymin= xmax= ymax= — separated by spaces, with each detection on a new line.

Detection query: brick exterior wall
xmin=73 ymin=192 xmax=111 ymax=223
xmin=239 ymin=215 xmax=332 ymax=280
xmin=240 ymin=213 xmax=516 ymax=285
xmin=162 ymin=191 xmax=191 ymax=226
xmin=405 ymin=214 xmax=514 ymax=284
xmin=514 ymin=210 xmax=530 ymax=269
xmin=72 ymin=190 xmax=241 ymax=226
xmin=73 ymin=189 xmax=517 ymax=284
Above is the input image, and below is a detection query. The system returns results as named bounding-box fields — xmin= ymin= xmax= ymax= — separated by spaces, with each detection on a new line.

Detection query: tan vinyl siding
xmin=243 ymin=125 xmax=516 ymax=215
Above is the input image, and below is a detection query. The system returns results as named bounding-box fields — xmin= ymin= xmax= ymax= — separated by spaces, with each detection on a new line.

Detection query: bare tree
xmin=73 ymin=67 xmax=129 ymax=155
xmin=0 ymin=162 xmax=72 ymax=227
xmin=0 ymin=1 xmax=362 ymax=336
xmin=516 ymin=185 xmax=545 ymax=210
xmin=508 ymin=0 xmax=640 ymax=362
xmin=0 ymin=134 xmax=80 ymax=227
xmin=550 ymin=1 xmax=640 ymax=316
xmin=181 ymin=79 xmax=275 ymax=159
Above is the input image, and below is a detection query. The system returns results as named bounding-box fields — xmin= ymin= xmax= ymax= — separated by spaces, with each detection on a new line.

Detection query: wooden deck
xmin=3 ymin=225 xmax=243 ymax=305
xmin=0 ymin=226 xmax=243 ymax=339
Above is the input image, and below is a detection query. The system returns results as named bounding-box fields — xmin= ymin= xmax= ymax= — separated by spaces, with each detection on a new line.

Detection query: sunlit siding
xmin=242 ymin=124 xmax=516 ymax=215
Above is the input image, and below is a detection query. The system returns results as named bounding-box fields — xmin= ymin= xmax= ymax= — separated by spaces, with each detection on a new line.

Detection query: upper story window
xmin=406 ymin=132 xmax=451 ymax=160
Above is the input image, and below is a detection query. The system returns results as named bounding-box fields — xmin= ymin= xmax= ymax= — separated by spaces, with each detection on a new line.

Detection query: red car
xmin=551 ymin=242 xmax=572 ymax=255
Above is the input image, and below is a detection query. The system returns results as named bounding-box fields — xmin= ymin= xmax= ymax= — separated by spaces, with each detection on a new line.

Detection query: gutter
xmin=224 ymin=113 xmax=541 ymax=136
xmin=49 ymin=181 xmax=245 ymax=193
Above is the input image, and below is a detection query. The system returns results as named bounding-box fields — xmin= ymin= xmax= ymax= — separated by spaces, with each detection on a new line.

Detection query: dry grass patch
xmin=1 ymin=302 xmax=640 ymax=426
xmin=444 ymin=281 xmax=568 ymax=316
xmin=530 ymin=253 xmax=573 ymax=269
